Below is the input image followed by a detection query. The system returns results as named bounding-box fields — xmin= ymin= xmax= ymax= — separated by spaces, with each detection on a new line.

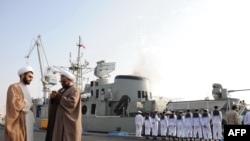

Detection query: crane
xmin=25 ymin=35 xmax=58 ymax=105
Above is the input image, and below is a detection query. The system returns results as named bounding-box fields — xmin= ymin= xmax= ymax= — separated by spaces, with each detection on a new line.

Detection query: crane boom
xmin=25 ymin=35 xmax=57 ymax=104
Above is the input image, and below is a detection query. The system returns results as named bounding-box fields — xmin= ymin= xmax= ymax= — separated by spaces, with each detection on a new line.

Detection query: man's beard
xmin=62 ymin=84 xmax=70 ymax=89
xmin=23 ymin=78 xmax=31 ymax=85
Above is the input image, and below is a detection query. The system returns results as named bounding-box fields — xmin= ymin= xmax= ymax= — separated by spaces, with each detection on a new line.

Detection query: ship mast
xmin=69 ymin=36 xmax=89 ymax=92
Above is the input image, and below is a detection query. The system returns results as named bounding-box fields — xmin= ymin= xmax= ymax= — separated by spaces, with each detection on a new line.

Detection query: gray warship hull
xmin=34 ymin=74 xmax=168 ymax=134
xmin=81 ymin=74 xmax=168 ymax=134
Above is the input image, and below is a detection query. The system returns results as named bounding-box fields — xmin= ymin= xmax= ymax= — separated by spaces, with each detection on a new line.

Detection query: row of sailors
xmin=135 ymin=106 xmax=223 ymax=141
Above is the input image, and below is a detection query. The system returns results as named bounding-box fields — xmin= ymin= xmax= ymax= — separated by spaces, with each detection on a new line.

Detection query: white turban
xmin=61 ymin=70 xmax=75 ymax=81
xmin=18 ymin=66 xmax=34 ymax=76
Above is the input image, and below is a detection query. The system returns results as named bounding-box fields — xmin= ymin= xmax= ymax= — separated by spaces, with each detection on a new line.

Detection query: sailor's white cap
xmin=166 ymin=111 xmax=172 ymax=114
xmin=61 ymin=70 xmax=75 ymax=81
xmin=204 ymin=109 xmax=209 ymax=112
xmin=18 ymin=66 xmax=34 ymax=76
xmin=138 ymin=111 xmax=142 ymax=113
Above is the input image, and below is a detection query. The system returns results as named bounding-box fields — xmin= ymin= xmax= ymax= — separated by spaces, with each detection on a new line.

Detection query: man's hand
xmin=50 ymin=91 xmax=58 ymax=99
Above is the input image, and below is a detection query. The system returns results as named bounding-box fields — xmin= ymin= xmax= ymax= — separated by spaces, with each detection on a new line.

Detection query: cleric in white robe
xmin=4 ymin=65 xmax=35 ymax=141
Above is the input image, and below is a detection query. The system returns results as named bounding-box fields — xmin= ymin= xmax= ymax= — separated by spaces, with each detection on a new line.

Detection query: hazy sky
xmin=1 ymin=0 xmax=250 ymax=113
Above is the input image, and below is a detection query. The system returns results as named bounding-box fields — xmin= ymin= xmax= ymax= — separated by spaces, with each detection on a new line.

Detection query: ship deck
xmin=0 ymin=125 xmax=141 ymax=141
xmin=0 ymin=125 xmax=220 ymax=141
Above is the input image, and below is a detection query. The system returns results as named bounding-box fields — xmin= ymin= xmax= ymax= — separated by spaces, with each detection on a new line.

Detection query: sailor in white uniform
xmin=144 ymin=112 xmax=152 ymax=139
xmin=211 ymin=105 xmax=222 ymax=141
xmin=160 ymin=111 xmax=168 ymax=140
xmin=192 ymin=109 xmax=203 ymax=141
xmin=135 ymin=111 xmax=144 ymax=137
xmin=244 ymin=107 xmax=250 ymax=125
xmin=168 ymin=111 xmax=177 ymax=141
xmin=176 ymin=111 xmax=185 ymax=140
xmin=201 ymin=109 xmax=212 ymax=140
xmin=151 ymin=111 xmax=160 ymax=140
xmin=184 ymin=109 xmax=193 ymax=140
xmin=165 ymin=111 xmax=172 ymax=139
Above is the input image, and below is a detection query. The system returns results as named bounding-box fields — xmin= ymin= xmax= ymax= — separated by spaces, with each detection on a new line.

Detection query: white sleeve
xmin=22 ymin=99 xmax=32 ymax=113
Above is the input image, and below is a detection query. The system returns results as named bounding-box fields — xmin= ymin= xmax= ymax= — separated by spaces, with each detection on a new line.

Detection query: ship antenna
xmin=68 ymin=36 xmax=88 ymax=91
xmin=76 ymin=36 xmax=81 ymax=68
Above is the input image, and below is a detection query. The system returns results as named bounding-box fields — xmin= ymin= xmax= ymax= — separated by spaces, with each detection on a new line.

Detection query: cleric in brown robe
xmin=4 ymin=66 xmax=34 ymax=141
xmin=45 ymin=70 xmax=82 ymax=141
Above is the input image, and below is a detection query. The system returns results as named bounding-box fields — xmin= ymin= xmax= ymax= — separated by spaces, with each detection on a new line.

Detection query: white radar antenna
xmin=94 ymin=60 xmax=116 ymax=79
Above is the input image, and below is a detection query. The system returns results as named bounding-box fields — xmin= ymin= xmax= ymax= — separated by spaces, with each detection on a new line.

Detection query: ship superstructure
xmin=166 ymin=83 xmax=248 ymax=124
xmin=32 ymin=36 xmax=167 ymax=134
xmin=81 ymin=60 xmax=167 ymax=133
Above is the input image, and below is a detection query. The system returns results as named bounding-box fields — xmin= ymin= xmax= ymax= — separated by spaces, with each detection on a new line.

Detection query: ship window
xmin=91 ymin=90 xmax=93 ymax=97
xmin=90 ymin=81 xmax=94 ymax=87
xmin=138 ymin=91 xmax=141 ymax=98
xmin=218 ymin=93 xmax=222 ymax=98
xmin=142 ymin=91 xmax=144 ymax=98
xmin=145 ymin=92 xmax=148 ymax=100
xmin=91 ymin=104 xmax=96 ymax=114
xmin=82 ymin=105 xmax=87 ymax=115
xmin=101 ymin=88 xmax=105 ymax=94
xmin=95 ymin=81 xmax=98 ymax=86
xmin=96 ymin=89 xmax=99 ymax=98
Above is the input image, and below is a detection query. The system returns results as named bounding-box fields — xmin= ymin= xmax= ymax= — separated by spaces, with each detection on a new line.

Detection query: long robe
xmin=46 ymin=86 xmax=82 ymax=141
xmin=20 ymin=83 xmax=34 ymax=141
xmin=45 ymin=91 xmax=61 ymax=141
xmin=4 ymin=83 xmax=27 ymax=141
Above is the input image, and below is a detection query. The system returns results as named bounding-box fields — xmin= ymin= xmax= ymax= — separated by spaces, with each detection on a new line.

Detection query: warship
xmin=29 ymin=35 xmax=249 ymax=134
xmin=80 ymin=60 xmax=168 ymax=133
xmin=30 ymin=35 xmax=168 ymax=134
xmin=166 ymin=83 xmax=249 ymax=124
